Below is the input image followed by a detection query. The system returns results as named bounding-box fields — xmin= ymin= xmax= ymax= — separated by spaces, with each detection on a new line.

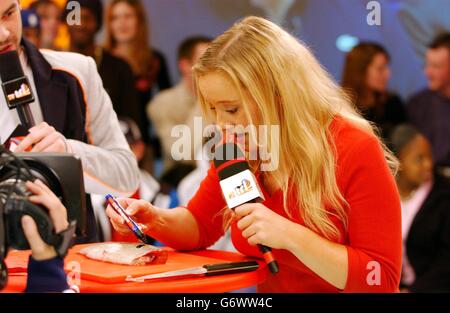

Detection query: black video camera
xmin=0 ymin=146 xmax=87 ymax=289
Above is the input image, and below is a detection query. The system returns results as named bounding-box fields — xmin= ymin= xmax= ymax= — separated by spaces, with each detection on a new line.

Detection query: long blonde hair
xmin=193 ymin=16 xmax=397 ymax=240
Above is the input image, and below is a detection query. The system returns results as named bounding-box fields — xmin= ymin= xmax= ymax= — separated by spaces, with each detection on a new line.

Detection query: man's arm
xmin=67 ymin=57 xmax=140 ymax=197
xmin=14 ymin=55 xmax=140 ymax=197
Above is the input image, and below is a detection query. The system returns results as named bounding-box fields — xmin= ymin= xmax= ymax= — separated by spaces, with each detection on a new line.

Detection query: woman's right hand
xmin=105 ymin=198 xmax=158 ymax=235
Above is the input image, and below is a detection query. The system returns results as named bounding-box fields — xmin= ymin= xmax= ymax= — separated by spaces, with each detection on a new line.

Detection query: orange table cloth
xmin=2 ymin=244 xmax=267 ymax=293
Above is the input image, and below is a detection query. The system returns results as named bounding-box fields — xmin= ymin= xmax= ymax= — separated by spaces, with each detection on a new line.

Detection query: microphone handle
xmin=247 ymin=199 xmax=279 ymax=274
xmin=16 ymin=103 xmax=35 ymax=130
xmin=257 ymin=244 xmax=279 ymax=274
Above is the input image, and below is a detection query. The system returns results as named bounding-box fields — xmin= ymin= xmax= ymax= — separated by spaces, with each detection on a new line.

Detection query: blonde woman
xmin=106 ymin=17 xmax=402 ymax=292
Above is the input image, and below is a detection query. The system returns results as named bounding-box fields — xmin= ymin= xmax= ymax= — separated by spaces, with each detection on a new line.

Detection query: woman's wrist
xmin=143 ymin=205 xmax=165 ymax=236
xmin=282 ymin=220 xmax=307 ymax=254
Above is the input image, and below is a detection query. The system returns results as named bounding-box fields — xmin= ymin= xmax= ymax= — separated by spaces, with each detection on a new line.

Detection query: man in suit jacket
xmin=0 ymin=0 xmax=140 ymax=242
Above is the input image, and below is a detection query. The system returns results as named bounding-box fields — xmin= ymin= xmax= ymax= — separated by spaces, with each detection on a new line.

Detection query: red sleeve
xmin=186 ymin=164 xmax=227 ymax=249
xmin=340 ymin=136 xmax=402 ymax=292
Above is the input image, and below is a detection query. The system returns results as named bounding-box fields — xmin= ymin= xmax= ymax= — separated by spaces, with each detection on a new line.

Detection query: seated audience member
xmin=342 ymin=42 xmax=406 ymax=139
xmin=64 ymin=0 xmax=140 ymax=128
xmin=21 ymin=8 xmax=40 ymax=47
xmin=29 ymin=0 xmax=62 ymax=50
xmin=389 ymin=124 xmax=450 ymax=292
xmin=407 ymin=33 xmax=450 ymax=174
xmin=148 ymin=36 xmax=211 ymax=173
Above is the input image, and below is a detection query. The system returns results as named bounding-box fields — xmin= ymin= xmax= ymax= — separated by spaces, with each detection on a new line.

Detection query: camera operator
xmin=1 ymin=179 xmax=72 ymax=293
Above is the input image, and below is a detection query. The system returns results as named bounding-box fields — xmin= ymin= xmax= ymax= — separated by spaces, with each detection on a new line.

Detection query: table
xmin=2 ymin=244 xmax=267 ymax=293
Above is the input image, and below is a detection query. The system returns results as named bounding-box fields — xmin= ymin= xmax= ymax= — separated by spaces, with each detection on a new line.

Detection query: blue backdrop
xmin=103 ymin=0 xmax=450 ymax=101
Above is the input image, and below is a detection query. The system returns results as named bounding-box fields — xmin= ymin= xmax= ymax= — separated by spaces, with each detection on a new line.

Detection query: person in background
xmin=118 ymin=118 xmax=171 ymax=210
xmin=64 ymin=0 xmax=140 ymax=128
xmin=21 ymin=8 xmax=40 ymax=47
xmin=389 ymin=124 xmax=450 ymax=292
xmin=148 ymin=36 xmax=211 ymax=185
xmin=407 ymin=33 xmax=450 ymax=175
xmin=342 ymin=42 xmax=407 ymax=139
xmin=29 ymin=0 xmax=61 ymax=50
xmin=104 ymin=0 xmax=172 ymax=174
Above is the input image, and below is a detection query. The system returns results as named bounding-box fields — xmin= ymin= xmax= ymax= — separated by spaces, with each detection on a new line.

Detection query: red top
xmin=187 ymin=116 xmax=402 ymax=292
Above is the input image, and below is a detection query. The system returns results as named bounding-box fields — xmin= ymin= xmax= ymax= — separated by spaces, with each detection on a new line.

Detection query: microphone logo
xmin=1 ymin=77 xmax=35 ymax=109
xmin=227 ymin=179 xmax=253 ymax=200
xmin=7 ymin=83 xmax=31 ymax=102
xmin=219 ymin=169 xmax=264 ymax=209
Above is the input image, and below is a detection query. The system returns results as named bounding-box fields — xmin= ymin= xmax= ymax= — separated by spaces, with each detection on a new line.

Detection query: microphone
xmin=213 ymin=142 xmax=279 ymax=274
xmin=0 ymin=50 xmax=35 ymax=130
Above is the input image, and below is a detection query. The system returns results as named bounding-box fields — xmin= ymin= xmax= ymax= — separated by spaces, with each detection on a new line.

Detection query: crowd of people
xmin=7 ymin=0 xmax=450 ymax=292
xmin=341 ymin=35 xmax=450 ymax=291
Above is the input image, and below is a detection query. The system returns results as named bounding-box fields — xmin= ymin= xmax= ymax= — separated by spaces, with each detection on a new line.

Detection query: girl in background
xmin=390 ymin=124 xmax=450 ymax=292
xmin=104 ymin=0 xmax=171 ymax=172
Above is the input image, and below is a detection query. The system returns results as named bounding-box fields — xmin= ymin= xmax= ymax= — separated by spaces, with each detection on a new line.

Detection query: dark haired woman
xmin=342 ymin=42 xmax=407 ymax=139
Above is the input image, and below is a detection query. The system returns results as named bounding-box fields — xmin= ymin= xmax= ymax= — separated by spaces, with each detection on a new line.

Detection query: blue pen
xmin=105 ymin=194 xmax=151 ymax=244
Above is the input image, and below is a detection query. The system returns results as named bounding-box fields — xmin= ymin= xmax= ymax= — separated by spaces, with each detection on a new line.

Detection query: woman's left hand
xmin=235 ymin=203 xmax=294 ymax=250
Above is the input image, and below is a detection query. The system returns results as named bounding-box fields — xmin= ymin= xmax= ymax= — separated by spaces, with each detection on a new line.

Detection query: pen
xmin=105 ymin=194 xmax=152 ymax=244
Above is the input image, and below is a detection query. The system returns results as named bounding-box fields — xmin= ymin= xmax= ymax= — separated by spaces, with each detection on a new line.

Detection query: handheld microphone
xmin=213 ymin=142 xmax=279 ymax=274
xmin=0 ymin=50 xmax=35 ymax=130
